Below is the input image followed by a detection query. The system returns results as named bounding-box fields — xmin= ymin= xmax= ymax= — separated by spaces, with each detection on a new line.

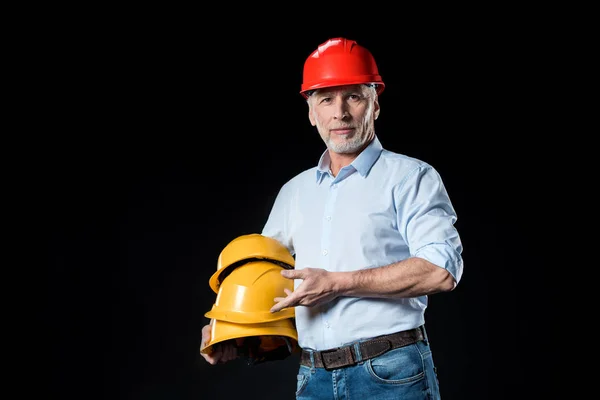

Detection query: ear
xmin=373 ymin=97 xmax=380 ymax=120
xmin=308 ymin=104 xmax=316 ymax=126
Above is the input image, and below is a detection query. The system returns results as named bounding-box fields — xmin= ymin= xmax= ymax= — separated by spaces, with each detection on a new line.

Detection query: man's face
xmin=308 ymin=84 xmax=380 ymax=155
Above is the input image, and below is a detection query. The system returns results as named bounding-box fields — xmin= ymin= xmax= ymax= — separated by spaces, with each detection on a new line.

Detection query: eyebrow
xmin=316 ymin=88 xmax=364 ymax=98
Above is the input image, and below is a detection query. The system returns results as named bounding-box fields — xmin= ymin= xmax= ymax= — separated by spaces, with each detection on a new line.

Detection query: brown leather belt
xmin=300 ymin=326 xmax=425 ymax=370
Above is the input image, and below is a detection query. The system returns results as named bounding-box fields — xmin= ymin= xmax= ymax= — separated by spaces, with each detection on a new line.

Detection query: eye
xmin=348 ymin=94 xmax=361 ymax=101
xmin=319 ymin=97 xmax=332 ymax=104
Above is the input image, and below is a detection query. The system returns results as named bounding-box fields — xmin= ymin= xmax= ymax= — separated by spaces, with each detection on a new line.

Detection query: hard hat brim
xmin=200 ymin=318 xmax=298 ymax=354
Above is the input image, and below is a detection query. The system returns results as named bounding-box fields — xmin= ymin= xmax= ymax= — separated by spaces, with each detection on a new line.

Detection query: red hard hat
xmin=300 ymin=37 xmax=385 ymax=99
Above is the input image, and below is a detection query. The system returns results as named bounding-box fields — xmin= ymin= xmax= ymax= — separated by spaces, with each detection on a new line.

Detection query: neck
xmin=328 ymin=136 xmax=373 ymax=177
xmin=329 ymin=152 xmax=357 ymax=176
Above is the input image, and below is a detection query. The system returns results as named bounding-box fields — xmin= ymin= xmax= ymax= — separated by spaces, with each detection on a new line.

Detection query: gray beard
xmin=327 ymin=135 xmax=365 ymax=154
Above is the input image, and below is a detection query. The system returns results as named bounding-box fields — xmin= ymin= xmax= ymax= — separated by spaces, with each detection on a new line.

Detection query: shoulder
xmin=377 ymin=148 xmax=434 ymax=176
xmin=277 ymin=166 xmax=319 ymax=193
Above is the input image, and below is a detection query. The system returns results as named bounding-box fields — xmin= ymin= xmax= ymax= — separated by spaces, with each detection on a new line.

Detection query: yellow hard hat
xmin=209 ymin=233 xmax=294 ymax=293
xmin=200 ymin=318 xmax=298 ymax=355
xmin=205 ymin=260 xmax=294 ymax=323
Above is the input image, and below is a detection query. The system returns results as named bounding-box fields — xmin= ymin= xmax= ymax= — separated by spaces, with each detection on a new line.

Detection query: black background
xmin=40 ymin=15 xmax=566 ymax=400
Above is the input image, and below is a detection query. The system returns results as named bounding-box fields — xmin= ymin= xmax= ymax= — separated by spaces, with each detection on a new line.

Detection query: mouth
xmin=330 ymin=127 xmax=354 ymax=135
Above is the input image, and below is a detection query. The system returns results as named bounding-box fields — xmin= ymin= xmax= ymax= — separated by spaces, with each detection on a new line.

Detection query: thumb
xmin=201 ymin=324 xmax=212 ymax=342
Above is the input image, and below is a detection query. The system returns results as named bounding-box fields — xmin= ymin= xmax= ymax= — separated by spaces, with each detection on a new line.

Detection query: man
xmin=201 ymin=37 xmax=463 ymax=400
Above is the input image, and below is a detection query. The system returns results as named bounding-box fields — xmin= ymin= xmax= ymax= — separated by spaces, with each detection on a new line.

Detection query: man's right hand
xmin=200 ymin=322 xmax=239 ymax=365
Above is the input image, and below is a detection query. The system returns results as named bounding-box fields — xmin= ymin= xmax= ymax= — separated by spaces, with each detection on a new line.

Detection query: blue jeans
xmin=295 ymin=335 xmax=441 ymax=399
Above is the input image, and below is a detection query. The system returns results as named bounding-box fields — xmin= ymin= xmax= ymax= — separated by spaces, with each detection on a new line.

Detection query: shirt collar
xmin=316 ymin=136 xmax=383 ymax=183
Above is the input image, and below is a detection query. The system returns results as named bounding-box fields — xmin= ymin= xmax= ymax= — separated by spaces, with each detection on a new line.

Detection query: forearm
xmin=335 ymin=257 xmax=456 ymax=299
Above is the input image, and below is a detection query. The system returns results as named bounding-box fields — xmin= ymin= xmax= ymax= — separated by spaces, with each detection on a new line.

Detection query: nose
xmin=333 ymin=100 xmax=350 ymax=120
xmin=334 ymin=110 xmax=349 ymax=119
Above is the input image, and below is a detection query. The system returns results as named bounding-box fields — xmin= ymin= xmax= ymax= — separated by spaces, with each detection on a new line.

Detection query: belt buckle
xmin=320 ymin=346 xmax=355 ymax=370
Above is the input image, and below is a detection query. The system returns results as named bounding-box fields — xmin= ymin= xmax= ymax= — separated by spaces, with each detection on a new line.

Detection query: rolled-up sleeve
xmin=396 ymin=165 xmax=464 ymax=283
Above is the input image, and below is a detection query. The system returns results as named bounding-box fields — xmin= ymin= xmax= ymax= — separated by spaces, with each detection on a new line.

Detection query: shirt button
xmin=322 ymin=249 xmax=328 ymax=256
xmin=325 ymin=216 xmax=331 ymax=221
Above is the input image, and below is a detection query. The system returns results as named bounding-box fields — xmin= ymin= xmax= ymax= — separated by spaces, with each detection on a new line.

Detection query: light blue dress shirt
xmin=262 ymin=136 xmax=463 ymax=351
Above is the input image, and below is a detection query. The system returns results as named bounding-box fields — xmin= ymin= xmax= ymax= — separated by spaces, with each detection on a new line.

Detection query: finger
xmin=220 ymin=343 xmax=232 ymax=362
xmin=202 ymin=344 xmax=223 ymax=365
xmin=274 ymin=287 xmax=294 ymax=303
xmin=281 ymin=269 xmax=302 ymax=279
xmin=221 ymin=341 xmax=238 ymax=362
xmin=271 ymin=295 xmax=294 ymax=313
